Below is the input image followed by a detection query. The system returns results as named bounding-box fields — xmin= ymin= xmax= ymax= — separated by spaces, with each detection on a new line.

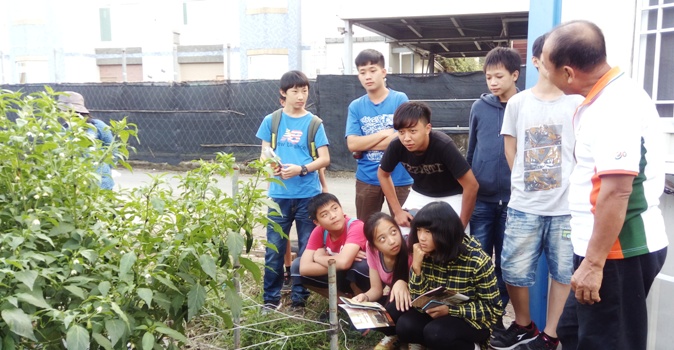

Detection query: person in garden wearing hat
xmin=58 ymin=91 xmax=116 ymax=190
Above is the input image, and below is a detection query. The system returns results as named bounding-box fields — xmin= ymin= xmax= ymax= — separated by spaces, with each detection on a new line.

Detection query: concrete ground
xmin=114 ymin=167 xmax=515 ymax=327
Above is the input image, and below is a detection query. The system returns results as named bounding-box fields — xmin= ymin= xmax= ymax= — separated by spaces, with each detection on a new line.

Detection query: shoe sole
xmin=489 ymin=337 xmax=536 ymax=350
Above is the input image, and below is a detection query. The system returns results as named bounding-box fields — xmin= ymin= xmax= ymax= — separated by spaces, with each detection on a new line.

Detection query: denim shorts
xmin=501 ymin=208 xmax=574 ymax=286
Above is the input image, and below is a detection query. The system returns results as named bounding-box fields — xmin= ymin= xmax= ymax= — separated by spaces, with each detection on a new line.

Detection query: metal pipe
xmin=328 ymin=259 xmax=338 ymax=350
xmin=122 ymin=48 xmax=127 ymax=82
xmin=232 ymin=160 xmax=241 ymax=349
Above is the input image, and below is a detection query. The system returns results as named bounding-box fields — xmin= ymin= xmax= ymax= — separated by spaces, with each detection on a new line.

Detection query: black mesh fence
xmin=1 ymin=71 xmax=524 ymax=171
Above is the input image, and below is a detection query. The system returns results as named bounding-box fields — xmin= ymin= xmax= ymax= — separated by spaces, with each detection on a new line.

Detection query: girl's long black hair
xmin=364 ymin=212 xmax=410 ymax=283
xmin=408 ymin=202 xmax=467 ymax=265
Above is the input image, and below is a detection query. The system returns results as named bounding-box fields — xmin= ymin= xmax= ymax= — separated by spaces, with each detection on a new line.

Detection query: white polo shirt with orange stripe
xmin=569 ymin=67 xmax=668 ymax=259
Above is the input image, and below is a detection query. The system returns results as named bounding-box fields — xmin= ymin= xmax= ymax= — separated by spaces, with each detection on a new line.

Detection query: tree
xmin=436 ymin=57 xmax=484 ymax=73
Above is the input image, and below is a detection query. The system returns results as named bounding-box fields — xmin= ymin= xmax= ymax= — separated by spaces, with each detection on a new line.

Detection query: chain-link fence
xmin=2 ymin=71 xmax=525 ymax=171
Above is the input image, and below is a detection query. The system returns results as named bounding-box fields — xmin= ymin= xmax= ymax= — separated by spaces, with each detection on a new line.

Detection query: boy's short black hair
xmin=483 ymin=47 xmax=522 ymax=74
xmin=532 ymin=33 xmax=547 ymax=59
xmin=393 ymin=101 xmax=431 ymax=130
xmin=280 ymin=70 xmax=310 ymax=93
xmin=355 ymin=49 xmax=385 ymax=68
xmin=308 ymin=193 xmax=341 ymax=220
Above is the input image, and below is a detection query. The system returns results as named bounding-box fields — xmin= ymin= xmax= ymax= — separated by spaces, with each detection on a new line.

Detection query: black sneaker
xmin=516 ymin=333 xmax=559 ymax=350
xmin=492 ymin=316 xmax=506 ymax=338
xmin=490 ymin=321 xmax=539 ymax=350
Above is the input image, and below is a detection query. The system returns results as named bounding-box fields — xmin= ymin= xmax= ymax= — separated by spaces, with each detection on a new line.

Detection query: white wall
xmin=560 ymin=0 xmax=637 ymax=77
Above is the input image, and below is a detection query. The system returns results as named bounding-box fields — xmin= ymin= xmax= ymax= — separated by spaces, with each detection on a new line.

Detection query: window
xmin=635 ymin=0 xmax=674 ymax=118
xmin=100 ymin=8 xmax=112 ymax=42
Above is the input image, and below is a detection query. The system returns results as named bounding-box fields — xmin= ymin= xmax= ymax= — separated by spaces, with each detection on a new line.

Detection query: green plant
xmin=0 ymin=89 xmax=278 ymax=349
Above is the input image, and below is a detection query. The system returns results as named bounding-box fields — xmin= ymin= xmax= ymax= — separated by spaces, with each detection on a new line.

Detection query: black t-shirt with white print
xmin=380 ymin=130 xmax=470 ymax=197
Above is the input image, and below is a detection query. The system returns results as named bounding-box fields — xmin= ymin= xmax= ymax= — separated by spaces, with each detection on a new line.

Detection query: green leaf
xmin=198 ymin=254 xmax=217 ymax=280
xmin=137 ymin=288 xmax=153 ymax=307
xmin=105 ymin=319 xmax=126 ymax=347
xmin=155 ymin=327 xmax=188 ymax=343
xmin=35 ymin=233 xmax=55 ymax=247
xmin=64 ymin=315 xmax=75 ymax=330
xmin=154 ymin=275 xmax=181 ymax=293
xmin=3 ymin=332 xmax=16 ymax=350
xmin=238 ymin=257 xmax=261 ymax=283
xmin=66 ymin=325 xmax=89 ymax=350
xmin=98 ymin=281 xmax=111 ymax=297
xmin=92 ymin=332 xmax=113 ymax=350
xmin=224 ymin=284 xmax=242 ymax=320
xmin=119 ymin=252 xmax=137 ymax=276
xmin=110 ymin=302 xmax=130 ymax=326
xmin=64 ymin=285 xmax=85 ymax=299
xmin=142 ymin=332 xmax=154 ymax=350
xmin=187 ymin=284 xmax=206 ymax=321
xmin=1 ymin=308 xmax=37 ymax=341
xmin=16 ymin=292 xmax=51 ymax=309
xmin=79 ymin=249 xmax=98 ymax=264
xmin=227 ymin=232 xmax=245 ymax=259
xmin=50 ymin=222 xmax=75 ymax=235
xmin=152 ymin=293 xmax=172 ymax=314
xmin=13 ymin=270 xmax=38 ymax=291
xmin=150 ymin=197 xmax=165 ymax=214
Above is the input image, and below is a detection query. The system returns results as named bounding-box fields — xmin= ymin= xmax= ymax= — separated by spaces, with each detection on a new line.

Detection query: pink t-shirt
xmin=366 ymin=242 xmax=413 ymax=287
xmin=306 ymin=216 xmax=366 ymax=255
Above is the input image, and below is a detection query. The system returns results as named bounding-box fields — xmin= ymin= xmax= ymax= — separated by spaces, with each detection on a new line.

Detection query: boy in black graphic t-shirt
xmin=378 ymin=101 xmax=479 ymax=232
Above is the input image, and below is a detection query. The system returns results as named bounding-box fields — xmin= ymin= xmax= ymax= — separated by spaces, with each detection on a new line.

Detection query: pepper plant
xmin=0 ymin=89 xmax=278 ymax=349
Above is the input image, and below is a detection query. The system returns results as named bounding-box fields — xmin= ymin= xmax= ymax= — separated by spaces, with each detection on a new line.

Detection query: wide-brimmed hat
xmin=58 ymin=91 xmax=89 ymax=114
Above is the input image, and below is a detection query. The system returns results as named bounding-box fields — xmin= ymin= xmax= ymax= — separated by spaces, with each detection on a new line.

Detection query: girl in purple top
xmin=353 ymin=212 xmax=413 ymax=349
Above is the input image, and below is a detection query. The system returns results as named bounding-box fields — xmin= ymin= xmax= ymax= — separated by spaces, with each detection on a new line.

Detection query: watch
xmin=299 ymin=165 xmax=309 ymax=177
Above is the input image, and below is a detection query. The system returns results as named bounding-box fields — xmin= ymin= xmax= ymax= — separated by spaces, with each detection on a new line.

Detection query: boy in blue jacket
xmin=467 ymin=47 xmax=521 ymax=328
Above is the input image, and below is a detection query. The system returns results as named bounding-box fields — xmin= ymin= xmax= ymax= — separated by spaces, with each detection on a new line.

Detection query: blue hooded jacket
xmin=467 ymin=93 xmax=512 ymax=203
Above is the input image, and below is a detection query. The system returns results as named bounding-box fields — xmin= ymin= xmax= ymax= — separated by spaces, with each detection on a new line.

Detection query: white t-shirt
xmin=501 ymin=89 xmax=583 ymax=215
xmin=568 ymin=70 xmax=667 ymax=258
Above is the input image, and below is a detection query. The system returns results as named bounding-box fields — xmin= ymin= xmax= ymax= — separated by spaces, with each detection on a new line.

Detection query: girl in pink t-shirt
xmin=353 ymin=213 xmax=413 ymax=348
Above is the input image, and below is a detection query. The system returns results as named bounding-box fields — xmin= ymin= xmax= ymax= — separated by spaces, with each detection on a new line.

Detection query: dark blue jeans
xmin=557 ymin=248 xmax=667 ymax=350
xmin=470 ymin=199 xmax=509 ymax=309
xmin=263 ymin=197 xmax=315 ymax=305
xmin=290 ymin=257 xmax=370 ymax=296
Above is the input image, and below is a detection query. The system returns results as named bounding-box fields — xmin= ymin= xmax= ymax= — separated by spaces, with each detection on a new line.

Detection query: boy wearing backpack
xmin=256 ymin=70 xmax=330 ymax=311
xmin=292 ymin=193 xmax=370 ymax=300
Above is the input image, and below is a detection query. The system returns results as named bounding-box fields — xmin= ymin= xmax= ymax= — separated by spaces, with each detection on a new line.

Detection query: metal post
xmin=122 ymin=48 xmax=127 ymax=82
xmin=328 ymin=259 xmax=338 ymax=350
xmin=226 ymin=44 xmax=231 ymax=82
xmin=53 ymin=48 xmax=58 ymax=83
xmin=232 ymin=160 xmax=241 ymax=349
xmin=524 ymin=0 xmax=563 ymax=331
xmin=342 ymin=20 xmax=353 ymax=75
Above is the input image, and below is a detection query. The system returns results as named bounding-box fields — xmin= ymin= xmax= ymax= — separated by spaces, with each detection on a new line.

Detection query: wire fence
xmin=1 ymin=72 xmax=525 ymax=171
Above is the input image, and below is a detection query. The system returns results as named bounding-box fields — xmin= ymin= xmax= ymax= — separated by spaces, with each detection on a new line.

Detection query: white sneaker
xmin=374 ymin=335 xmax=399 ymax=350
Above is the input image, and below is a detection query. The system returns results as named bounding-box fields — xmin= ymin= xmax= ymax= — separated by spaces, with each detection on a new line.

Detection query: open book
xmin=410 ymin=286 xmax=469 ymax=311
xmin=338 ymin=297 xmax=395 ymax=330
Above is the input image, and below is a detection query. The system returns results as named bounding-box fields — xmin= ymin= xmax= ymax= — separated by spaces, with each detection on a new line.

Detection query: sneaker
xmin=260 ymin=302 xmax=280 ymax=315
xmin=288 ymin=304 xmax=305 ymax=317
xmin=374 ymin=335 xmax=399 ymax=350
xmin=515 ymin=333 xmax=559 ymax=350
xmin=408 ymin=344 xmax=425 ymax=350
xmin=491 ymin=316 xmax=506 ymax=339
xmin=489 ymin=321 xmax=539 ymax=350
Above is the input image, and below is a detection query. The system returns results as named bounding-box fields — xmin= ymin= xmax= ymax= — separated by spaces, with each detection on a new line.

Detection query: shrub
xmin=0 ymin=89 xmax=277 ymax=349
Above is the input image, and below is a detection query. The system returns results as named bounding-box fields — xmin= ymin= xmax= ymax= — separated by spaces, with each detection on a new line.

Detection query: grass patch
xmin=186 ymin=261 xmax=382 ymax=349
